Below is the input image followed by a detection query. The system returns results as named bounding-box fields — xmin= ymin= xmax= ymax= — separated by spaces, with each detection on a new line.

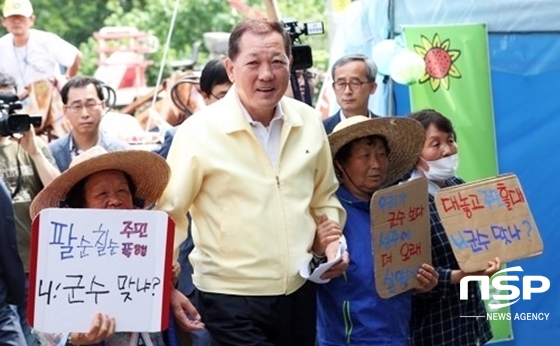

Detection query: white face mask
xmin=422 ymin=154 xmax=459 ymax=181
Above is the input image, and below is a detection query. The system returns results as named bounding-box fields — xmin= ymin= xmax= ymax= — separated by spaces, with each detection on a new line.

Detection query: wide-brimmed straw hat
xmin=30 ymin=146 xmax=170 ymax=219
xmin=329 ymin=115 xmax=425 ymax=187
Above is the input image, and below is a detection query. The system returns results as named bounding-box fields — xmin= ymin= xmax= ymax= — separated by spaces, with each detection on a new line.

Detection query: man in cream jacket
xmin=158 ymin=18 xmax=347 ymax=346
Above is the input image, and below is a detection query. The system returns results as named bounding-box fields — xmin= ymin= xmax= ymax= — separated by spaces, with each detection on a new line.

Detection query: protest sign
xmin=371 ymin=177 xmax=430 ymax=298
xmin=28 ymin=209 xmax=174 ymax=333
xmin=435 ymin=174 xmax=543 ymax=272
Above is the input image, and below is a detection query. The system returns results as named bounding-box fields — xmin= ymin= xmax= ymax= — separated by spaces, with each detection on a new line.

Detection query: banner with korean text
xmin=371 ymin=178 xmax=430 ymax=298
xmin=435 ymin=174 xmax=543 ymax=272
xmin=28 ymin=209 xmax=175 ymax=333
xmin=436 ymin=174 xmax=542 ymax=342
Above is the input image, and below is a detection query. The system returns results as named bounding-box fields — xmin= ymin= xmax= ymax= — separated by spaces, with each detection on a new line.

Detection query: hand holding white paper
xmin=299 ymin=241 xmax=348 ymax=284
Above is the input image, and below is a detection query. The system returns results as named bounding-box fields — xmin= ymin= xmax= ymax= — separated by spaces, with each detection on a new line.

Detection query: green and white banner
xmin=402 ymin=23 xmax=497 ymax=182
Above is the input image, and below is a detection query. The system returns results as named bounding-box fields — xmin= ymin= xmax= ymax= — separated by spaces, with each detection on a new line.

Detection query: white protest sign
xmin=28 ymin=208 xmax=174 ymax=333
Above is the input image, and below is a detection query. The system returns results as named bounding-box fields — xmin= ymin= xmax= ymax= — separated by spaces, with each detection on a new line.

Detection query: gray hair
xmin=0 ymin=72 xmax=17 ymax=91
xmin=331 ymin=54 xmax=378 ymax=83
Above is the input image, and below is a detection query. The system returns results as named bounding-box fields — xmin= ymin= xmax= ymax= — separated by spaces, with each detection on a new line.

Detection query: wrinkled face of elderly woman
xmin=83 ymin=170 xmax=134 ymax=209
xmin=334 ymin=135 xmax=389 ymax=200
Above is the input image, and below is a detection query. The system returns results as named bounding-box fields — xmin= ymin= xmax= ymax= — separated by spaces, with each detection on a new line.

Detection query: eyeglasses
xmin=332 ymin=80 xmax=372 ymax=91
xmin=210 ymin=93 xmax=226 ymax=100
xmin=296 ymin=71 xmax=317 ymax=81
xmin=66 ymin=102 xmax=103 ymax=113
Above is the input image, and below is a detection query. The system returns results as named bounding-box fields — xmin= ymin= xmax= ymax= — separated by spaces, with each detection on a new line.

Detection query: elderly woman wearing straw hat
xmin=29 ymin=146 xmax=204 ymax=345
xmin=315 ymin=116 xmax=439 ymax=345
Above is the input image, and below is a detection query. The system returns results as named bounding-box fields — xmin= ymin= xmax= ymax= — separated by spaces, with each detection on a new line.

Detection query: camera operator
xmin=0 ymin=72 xmax=60 ymax=345
xmin=296 ymin=69 xmax=316 ymax=105
xmin=284 ymin=68 xmax=316 ymax=106
xmin=282 ymin=19 xmax=323 ymax=107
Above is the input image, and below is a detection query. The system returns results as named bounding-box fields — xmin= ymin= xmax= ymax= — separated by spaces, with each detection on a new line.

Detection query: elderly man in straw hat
xmin=29 ymin=146 xmax=203 ymax=345
xmin=315 ymin=116 xmax=440 ymax=345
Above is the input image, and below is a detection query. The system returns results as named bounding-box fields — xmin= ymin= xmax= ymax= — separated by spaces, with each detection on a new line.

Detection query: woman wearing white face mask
xmin=407 ymin=109 xmax=501 ymax=346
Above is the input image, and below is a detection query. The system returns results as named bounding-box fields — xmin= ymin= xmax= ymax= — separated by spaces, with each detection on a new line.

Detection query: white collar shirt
xmin=238 ymin=94 xmax=284 ymax=170
xmin=339 ymin=109 xmax=375 ymax=122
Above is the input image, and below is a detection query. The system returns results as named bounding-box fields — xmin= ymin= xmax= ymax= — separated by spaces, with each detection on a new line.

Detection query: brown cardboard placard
xmin=435 ymin=173 xmax=543 ymax=273
xmin=371 ymin=177 xmax=430 ymax=298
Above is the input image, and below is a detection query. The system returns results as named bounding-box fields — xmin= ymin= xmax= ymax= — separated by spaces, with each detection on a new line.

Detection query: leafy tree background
xmin=1 ymin=0 xmax=329 ymax=85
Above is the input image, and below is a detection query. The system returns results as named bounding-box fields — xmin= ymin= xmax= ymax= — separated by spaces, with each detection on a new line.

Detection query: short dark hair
xmin=61 ymin=76 xmax=105 ymax=105
xmin=408 ymin=109 xmax=457 ymax=140
xmin=0 ymin=72 xmax=17 ymax=92
xmin=65 ymin=171 xmax=139 ymax=208
xmin=199 ymin=58 xmax=230 ymax=96
xmin=228 ymin=18 xmax=291 ymax=61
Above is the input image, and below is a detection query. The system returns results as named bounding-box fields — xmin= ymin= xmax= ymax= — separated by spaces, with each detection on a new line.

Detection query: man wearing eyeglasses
xmin=48 ymin=76 xmax=129 ymax=172
xmin=323 ymin=54 xmax=379 ymax=134
xmin=155 ymin=57 xmax=232 ymax=159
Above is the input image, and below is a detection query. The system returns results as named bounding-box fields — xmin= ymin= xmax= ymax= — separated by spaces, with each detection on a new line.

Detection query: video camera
xmin=0 ymin=93 xmax=42 ymax=137
xmin=282 ymin=18 xmax=324 ymax=71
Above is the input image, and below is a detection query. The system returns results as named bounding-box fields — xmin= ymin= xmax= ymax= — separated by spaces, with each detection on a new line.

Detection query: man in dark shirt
xmin=0 ymin=178 xmax=26 ymax=345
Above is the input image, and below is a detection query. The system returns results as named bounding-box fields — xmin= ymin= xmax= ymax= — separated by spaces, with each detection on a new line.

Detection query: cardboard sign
xmin=28 ymin=209 xmax=175 ymax=333
xmin=371 ymin=177 xmax=430 ymax=298
xmin=435 ymin=174 xmax=543 ymax=272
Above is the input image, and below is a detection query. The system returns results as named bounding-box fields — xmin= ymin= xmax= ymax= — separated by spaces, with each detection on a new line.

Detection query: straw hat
xmin=30 ymin=146 xmax=170 ymax=219
xmin=329 ymin=115 xmax=425 ymax=187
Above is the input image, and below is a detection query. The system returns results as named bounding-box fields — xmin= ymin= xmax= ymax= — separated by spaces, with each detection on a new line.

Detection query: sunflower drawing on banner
xmin=414 ymin=34 xmax=461 ymax=92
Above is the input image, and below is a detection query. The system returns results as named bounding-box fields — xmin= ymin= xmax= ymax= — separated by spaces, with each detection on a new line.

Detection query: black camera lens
xmin=8 ymin=115 xmax=31 ymax=133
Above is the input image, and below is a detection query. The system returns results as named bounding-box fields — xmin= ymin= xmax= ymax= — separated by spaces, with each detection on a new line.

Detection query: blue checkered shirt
xmin=409 ymin=176 xmax=493 ymax=346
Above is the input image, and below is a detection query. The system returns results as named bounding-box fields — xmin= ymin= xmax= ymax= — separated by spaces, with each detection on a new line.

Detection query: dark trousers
xmin=0 ymin=305 xmax=26 ymax=346
xmin=198 ymin=282 xmax=316 ymax=346
xmin=19 ymin=274 xmax=39 ymax=345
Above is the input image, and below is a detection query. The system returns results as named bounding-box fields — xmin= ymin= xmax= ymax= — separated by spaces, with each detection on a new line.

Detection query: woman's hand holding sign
xmin=68 ymin=313 xmax=115 ymax=345
xmin=415 ymin=263 xmax=439 ymax=293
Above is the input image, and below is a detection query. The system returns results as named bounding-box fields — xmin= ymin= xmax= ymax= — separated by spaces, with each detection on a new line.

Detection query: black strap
xmin=10 ymin=143 xmax=22 ymax=199
xmin=290 ymin=71 xmax=313 ymax=106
